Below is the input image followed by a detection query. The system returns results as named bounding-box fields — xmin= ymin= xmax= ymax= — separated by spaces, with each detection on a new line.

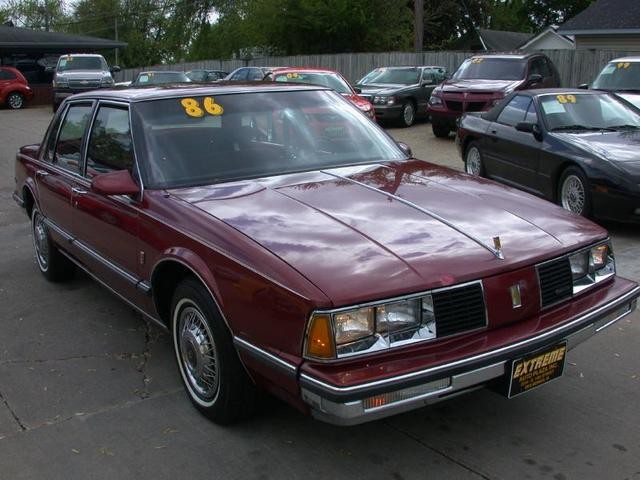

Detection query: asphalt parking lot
xmin=1 ymin=106 xmax=639 ymax=480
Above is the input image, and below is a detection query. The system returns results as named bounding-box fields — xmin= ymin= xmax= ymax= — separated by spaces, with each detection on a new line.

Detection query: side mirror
xmin=91 ymin=170 xmax=140 ymax=196
xmin=527 ymin=73 xmax=543 ymax=87
xmin=578 ymin=83 xmax=589 ymax=90
xmin=44 ymin=65 xmax=55 ymax=73
xmin=353 ymin=86 xmax=362 ymax=94
xmin=397 ymin=141 xmax=413 ymax=157
xmin=110 ymin=65 xmax=121 ymax=73
xmin=516 ymin=122 xmax=543 ymax=141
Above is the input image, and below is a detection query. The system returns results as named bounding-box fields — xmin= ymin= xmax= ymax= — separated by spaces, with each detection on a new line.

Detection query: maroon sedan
xmin=0 ymin=66 xmax=33 ymax=109
xmin=13 ymin=84 xmax=639 ymax=425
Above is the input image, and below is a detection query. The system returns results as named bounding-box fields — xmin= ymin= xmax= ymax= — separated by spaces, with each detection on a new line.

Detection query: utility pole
xmin=414 ymin=0 xmax=424 ymax=52
xmin=114 ymin=17 xmax=119 ymax=65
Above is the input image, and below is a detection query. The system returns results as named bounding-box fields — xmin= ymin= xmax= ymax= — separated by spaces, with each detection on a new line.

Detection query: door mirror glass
xmin=397 ymin=141 xmax=412 ymax=157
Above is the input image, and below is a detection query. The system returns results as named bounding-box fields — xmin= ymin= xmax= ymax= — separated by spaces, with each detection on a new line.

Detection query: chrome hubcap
xmin=8 ymin=94 xmax=22 ymax=109
xmin=178 ymin=305 xmax=219 ymax=400
xmin=403 ymin=104 xmax=414 ymax=125
xmin=561 ymin=175 xmax=585 ymax=214
xmin=33 ymin=214 xmax=49 ymax=271
xmin=466 ymin=147 xmax=481 ymax=175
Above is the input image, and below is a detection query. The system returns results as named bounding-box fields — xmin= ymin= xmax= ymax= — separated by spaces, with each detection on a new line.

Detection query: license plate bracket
xmin=508 ymin=341 xmax=567 ymax=398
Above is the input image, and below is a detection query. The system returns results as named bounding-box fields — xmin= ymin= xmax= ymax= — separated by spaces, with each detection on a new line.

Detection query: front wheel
xmin=31 ymin=208 xmax=75 ymax=282
xmin=171 ymin=278 xmax=257 ymax=424
xmin=432 ymin=123 xmax=450 ymax=138
xmin=558 ymin=166 xmax=591 ymax=217
xmin=399 ymin=102 xmax=416 ymax=127
xmin=6 ymin=92 xmax=24 ymax=109
xmin=465 ymin=142 xmax=484 ymax=176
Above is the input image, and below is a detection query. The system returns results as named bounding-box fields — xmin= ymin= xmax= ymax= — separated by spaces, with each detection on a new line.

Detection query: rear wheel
xmin=558 ymin=166 xmax=591 ymax=217
xmin=31 ymin=208 xmax=75 ymax=282
xmin=7 ymin=92 xmax=24 ymax=109
xmin=171 ymin=278 xmax=257 ymax=424
xmin=432 ymin=123 xmax=450 ymax=138
xmin=465 ymin=142 xmax=484 ymax=177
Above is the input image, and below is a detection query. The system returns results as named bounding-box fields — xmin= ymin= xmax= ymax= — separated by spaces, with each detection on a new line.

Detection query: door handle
xmin=35 ymin=170 xmax=50 ymax=177
xmin=71 ymin=187 xmax=88 ymax=195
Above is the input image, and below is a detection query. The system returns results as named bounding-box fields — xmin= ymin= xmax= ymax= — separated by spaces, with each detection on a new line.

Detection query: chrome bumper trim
xmin=234 ymin=336 xmax=298 ymax=376
xmin=300 ymin=288 xmax=638 ymax=425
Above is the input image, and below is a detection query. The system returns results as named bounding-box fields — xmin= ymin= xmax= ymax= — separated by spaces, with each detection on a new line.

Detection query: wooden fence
xmin=115 ymin=49 xmax=640 ymax=87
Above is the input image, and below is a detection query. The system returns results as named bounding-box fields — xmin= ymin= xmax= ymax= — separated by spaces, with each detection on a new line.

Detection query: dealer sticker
xmin=508 ymin=342 xmax=567 ymax=398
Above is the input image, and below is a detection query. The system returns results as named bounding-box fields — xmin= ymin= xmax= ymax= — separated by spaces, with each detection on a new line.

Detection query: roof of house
xmin=518 ymin=26 xmax=575 ymax=50
xmin=0 ymin=25 xmax=127 ymax=53
xmin=478 ymin=29 xmax=534 ymax=51
xmin=558 ymin=0 xmax=640 ymax=35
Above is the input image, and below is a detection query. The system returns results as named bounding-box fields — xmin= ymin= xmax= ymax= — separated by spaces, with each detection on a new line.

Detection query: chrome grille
xmin=537 ymin=257 xmax=573 ymax=307
xmin=68 ymin=79 xmax=101 ymax=89
xmin=433 ymin=283 xmax=486 ymax=337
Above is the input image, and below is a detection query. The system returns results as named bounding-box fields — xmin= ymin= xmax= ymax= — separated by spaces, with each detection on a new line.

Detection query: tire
xmin=31 ymin=208 xmax=75 ymax=282
xmin=558 ymin=166 xmax=591 ymax=217
xmin=171 ymin=278 xmax=257 ymax=424
xmin=398 ymin=101 xmax=416 ymax=127
xmin=6 ymin=92 xmax=24 ymax=110
xmin=464 ymin=141 xmax=484 ymax=177
xmin=432 ymin=123 xmax=450 ymax=138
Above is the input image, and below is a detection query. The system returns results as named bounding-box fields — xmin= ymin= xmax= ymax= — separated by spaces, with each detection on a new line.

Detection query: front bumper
xmin=372 ymin=103 xmax=403 ymax=121
xmin=592 ymin=188 xmax=640 ymax=224
xmin=300 ymin=279 xmax=639 ymax=425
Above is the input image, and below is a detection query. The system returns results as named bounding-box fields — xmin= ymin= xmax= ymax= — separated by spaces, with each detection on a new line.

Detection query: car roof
xmin=522 ymin=88 xmax=610 ymax=97
xmin=58 ymin=53 xmax=104 ymax=58
xmin=608 ymin=56 xmax=640 ymax=63
xmin=470 ymin=53 xmax=535 ymax=60
xmin=69 ymin=82 xmax=329 ymax=103
xmin=138 ymin=71 xmax=185 ymax=75
xmin=374 ymin=65 xmax=446 ymax=69
xmin=272 ymin=67 xmax=341 ymax=75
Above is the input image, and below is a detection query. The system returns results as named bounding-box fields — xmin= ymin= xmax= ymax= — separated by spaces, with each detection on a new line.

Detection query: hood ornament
xmin=493 ymin=236 xmax=504 ymax=259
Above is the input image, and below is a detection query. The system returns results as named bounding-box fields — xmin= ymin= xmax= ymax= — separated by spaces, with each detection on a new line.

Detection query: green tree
xmin=0 ymin=0 xmax=66 ymax=30
xmin=525 ymin=0 xmax=595 ymax=29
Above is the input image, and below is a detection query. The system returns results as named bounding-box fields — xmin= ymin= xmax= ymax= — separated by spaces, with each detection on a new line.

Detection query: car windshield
xmin=133 ymin=72 xmax=191 ymax=85
xmin=358 ymin=68 xmax=420 ymax=85
xmin=274 ymin=72 xmax=352 ymax=94
xmin=132 ymin=90 xmax=405 ymax=189
xmin=453 ymin=58 xmax=526 ymax=81
xmin=592 ymin=61 xmax=640 ymax=91
xmin=57 ymin=56 xmax=107 ymax=72
xmin=539 ymin=93 xmax=640 ymax=131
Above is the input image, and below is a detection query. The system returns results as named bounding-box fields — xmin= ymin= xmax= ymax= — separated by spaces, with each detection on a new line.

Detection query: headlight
xmin=429 ymin=95 xmax=443 ymax=106
xmin=386 ymin=96 xmax=396 ymax=105
xmin=101 ymin=77 xmax=114 ymax=86
xmin=569 ymin=242 xmax=615 ymax=294
xmin=305 ymin=294 xmax=438 ymax=360
xmin=53 ymin=77 xmax=68 ymax=88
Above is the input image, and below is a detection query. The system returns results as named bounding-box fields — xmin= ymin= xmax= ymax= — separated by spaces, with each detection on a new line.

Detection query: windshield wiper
xmin=551 ymin=125 xmax=616 ymax=132
xmin=609 ymin=124 xmax=640 ymax=130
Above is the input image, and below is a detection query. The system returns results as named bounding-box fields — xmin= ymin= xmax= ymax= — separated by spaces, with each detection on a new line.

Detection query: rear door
xmin=35 ymin=101 xmax=94 ymax=241
xmin=71 ymin=101 xmax=147 ymax=304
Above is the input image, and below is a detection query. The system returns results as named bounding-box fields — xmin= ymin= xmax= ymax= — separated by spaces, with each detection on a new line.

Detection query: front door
xmin=71 ymin=102 xmax=145 ymax=305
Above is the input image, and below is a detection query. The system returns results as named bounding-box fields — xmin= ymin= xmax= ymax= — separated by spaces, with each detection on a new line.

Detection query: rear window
xmin=358 ymin=68 xmax=421 ymax=86
xmin=274 ymin=72 xmax=352 ymax=94
xmin=453 ymin=58 xmax=526 ymax=81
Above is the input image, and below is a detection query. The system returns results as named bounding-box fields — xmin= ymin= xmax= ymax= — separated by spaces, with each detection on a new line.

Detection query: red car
xmin=13 ymin=84 xmax=639 ymax=425
xmin=0 ymin=66 xmax=33 ymax=109
xmin=427 ymin=53 xmax=560 ymax=138
xmin=268 ymin=67 xmax=375 ymax=120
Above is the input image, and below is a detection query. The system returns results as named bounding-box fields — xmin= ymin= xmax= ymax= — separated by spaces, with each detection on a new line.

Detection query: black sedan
xmin=457 ymin=89 xmax=640 ymax=223
xmin=354 ymin=66 xmax=447 ymax=127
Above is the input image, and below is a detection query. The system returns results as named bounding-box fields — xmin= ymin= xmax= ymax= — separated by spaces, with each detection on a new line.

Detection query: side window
xmin=248 ymin=68 xmax=264 ymax=81
xmin=43 ymin=112 xmax=64 ymax=163
xmin=0 ymin=69 xmax=17 ymax=80
xmin=54 ymin=104 xmax=93 ymax=174
xmin=497 ymin=95 xmax=531 ymax=126
xmin=230 ymin=69 xmax=248 ymax=81
xmin=86 ymin=106 xmax=134 ymax=178
xmin=525 ymin=101 xmax=538 ymax=124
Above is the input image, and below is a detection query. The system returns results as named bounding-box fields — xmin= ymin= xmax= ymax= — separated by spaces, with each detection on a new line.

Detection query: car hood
xmin=355 ymin=83 xmax=415 ymax=95
xmin=552 ymin=130 xmax=640 ymax=178
xmin=169 ymin=161 xmax=605 ymax=306
xmin=439 ymin=79 xmax=522 ymax=94
xmin=56 ymin=70 xmax=111 ymax=79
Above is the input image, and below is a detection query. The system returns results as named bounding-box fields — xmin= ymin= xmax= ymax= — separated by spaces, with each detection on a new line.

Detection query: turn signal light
xmin=306 ymin=314 xmax=336 ymax=359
